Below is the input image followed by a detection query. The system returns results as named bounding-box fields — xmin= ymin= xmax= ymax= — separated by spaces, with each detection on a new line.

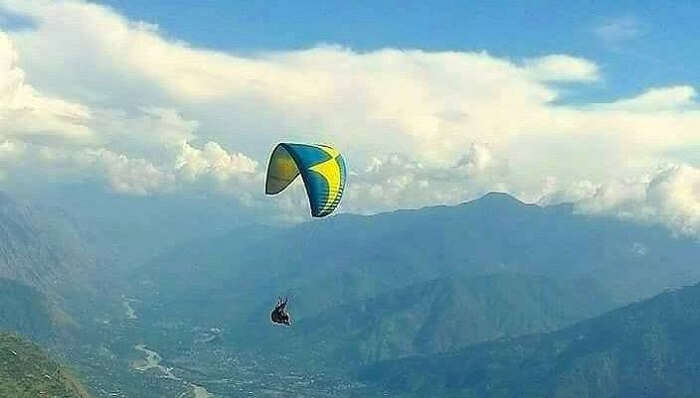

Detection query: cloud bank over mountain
xmin=1 ymin=0 xmax=700 ymax=233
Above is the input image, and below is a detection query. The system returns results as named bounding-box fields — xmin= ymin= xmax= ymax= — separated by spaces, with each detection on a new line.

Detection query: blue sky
xmin=97 ymin=0 xmax=700 ymax=102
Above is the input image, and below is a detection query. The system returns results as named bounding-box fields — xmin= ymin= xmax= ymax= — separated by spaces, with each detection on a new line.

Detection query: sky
xmin=94 ymin=0 xmax=700 ymax=101
xmin=1 ymin=0 xmax=700 ymax=234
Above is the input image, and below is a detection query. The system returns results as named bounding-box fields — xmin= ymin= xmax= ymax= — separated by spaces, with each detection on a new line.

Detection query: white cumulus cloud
xmin=0 ymin=31 xmax=91 ymax=142
xmin=524 ymin=54 xmax=600 ymax=82
xmin=0 ymin=1 xmax=699 ymax=236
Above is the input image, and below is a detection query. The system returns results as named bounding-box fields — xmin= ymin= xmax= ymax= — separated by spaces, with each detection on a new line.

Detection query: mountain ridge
xmin=140 ymin=191 xmax=700 ymax=326
xmin=272 ymin=273 xmax=616 ymax=366
xmin=360 ymin=280 xmax=700 ymax=397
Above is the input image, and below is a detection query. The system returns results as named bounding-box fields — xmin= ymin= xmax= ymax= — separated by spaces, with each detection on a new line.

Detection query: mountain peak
xmin=465 ymin=192 xmax=533 ymax=209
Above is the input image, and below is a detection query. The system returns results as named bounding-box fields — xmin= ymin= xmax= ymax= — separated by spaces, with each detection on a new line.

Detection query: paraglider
xmin=270 ymin=297 xmax=291 ymax=326
xmin=265 ymin=143 xmax=347 ymax=218
xmin=265 ymin=143 xmax=346 ymax=326
xmin=264 ymin=143 xmax=347 ymax=327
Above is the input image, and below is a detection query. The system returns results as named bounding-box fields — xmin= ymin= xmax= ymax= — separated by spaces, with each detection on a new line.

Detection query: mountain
xmin=360 ymin=281 xmax=700 ymax=398
xmin=0 ymin=332 xmax=90 ymax=397
xmin=28 ymin=184 xmax=253 ymax=271
xmin=277 ymin=274 xmax=615 ymax=366
xmin=113 ymin=192 xmax=700 ymax=396
xmin=0 ymin=192 xmax=96 ymax=300
xmin=0 ymin=278 xmax=58 ymax=341
xmin=140 ymin=192 xmax=700 ymax=327
xmin=0 ymin=192 xmax=105 ymax=348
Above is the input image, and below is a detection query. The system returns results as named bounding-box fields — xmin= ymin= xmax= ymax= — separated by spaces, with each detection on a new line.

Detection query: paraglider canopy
xmin=265 ymin=143 xmax=346 ymax=218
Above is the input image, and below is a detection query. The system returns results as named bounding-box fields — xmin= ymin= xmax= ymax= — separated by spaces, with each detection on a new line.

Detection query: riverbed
xmin=132 ymin=344 xmax=212 ymax=396
xmin=122 ymin=296 xmax=137 ymax=320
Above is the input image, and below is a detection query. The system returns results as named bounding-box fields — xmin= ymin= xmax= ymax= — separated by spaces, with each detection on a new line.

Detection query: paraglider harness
xmin=271 ymin=297 xmax=291 ymax=326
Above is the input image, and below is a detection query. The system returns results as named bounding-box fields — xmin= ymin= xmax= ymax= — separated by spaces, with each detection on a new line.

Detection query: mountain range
xmin=3 ymin=190 xmax=700 ymax=396
xmin=140 ymin=192 xmax=700 ymax=337
xmin=361 ymin=280 xmax=700 ymax=397
xmin=277 ymin=273 xmax=615 ymax=366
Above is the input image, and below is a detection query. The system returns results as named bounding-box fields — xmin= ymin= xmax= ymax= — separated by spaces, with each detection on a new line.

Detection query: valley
xmin=3 ymin=192 xmax=700 ymax=397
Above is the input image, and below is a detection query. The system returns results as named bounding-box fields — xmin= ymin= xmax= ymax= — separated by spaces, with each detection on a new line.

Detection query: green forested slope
xmin=0 ymin=333 xmax=90 ymax=398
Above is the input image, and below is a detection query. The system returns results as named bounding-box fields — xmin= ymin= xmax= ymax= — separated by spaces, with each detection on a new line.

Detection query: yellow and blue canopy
xmin=265 ymin=143 xmax=347 ymax=218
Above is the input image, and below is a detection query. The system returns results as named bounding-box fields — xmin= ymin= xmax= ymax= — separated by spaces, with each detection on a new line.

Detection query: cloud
xmin=0 ymin=1 xmax=700 ymax=235
xmin=0 ymin=31 xmax=91 ymax=142
xmin=10 ymin=143 xmax=172 ymax=195
xmin=175 ymin=141 xmax=257 ymax=182
xmin=524 ymin=55 xmax=600 ymax=82
xmin=593 ymin=16 xmax=644 ymax=45
xmin=645 ymin=165 xmax=700 ymax=236
xmin=6 ymin=138 xmax=259 ymax=198
xmin=173 ymin=141 xmax=260 ymax=203
xmin=562 ymin=164 xmax=700 ymax=237
xmin=344 ymin=143 xmax=509 ymax=214
xmin=80 ymin=148 xmax=174 ymax=196
xmin=593 ymin=86 xmax=697 ymax=112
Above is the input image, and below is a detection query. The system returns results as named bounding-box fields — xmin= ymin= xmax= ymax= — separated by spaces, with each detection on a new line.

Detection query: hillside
xmin=0 ymin=192 xmax=100 ymax=347
xmin=0 ymin=332 xmax=90 ymax=398
xmin=361 ymin=282 xmax=700 ymax=398
xmin=0 ymin=278 xmax=56 ymax=341
xmin=275 ymin=274 xmax=615 ymax=366
xmin=0 ymin=192 xmax=96 ymax=300
xmin=32 ymin=185 xmax=252 ymax=270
